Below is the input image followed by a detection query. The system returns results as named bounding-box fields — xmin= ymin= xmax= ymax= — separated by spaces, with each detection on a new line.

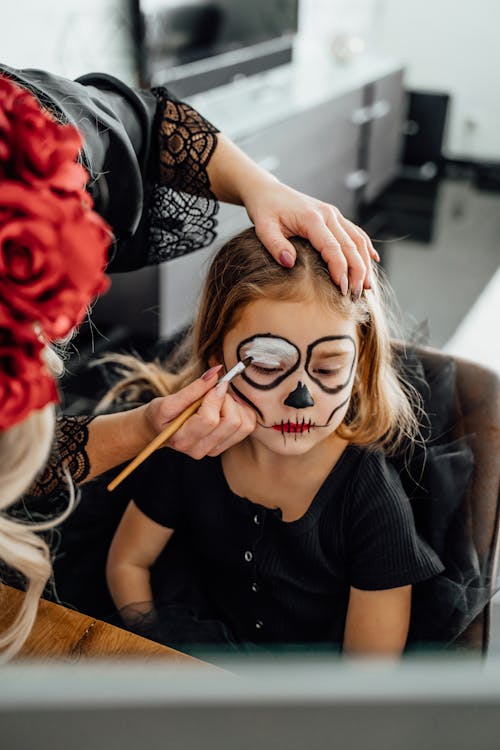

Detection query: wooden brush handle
xmin=107 ymin=396 xmax=203 ymax=492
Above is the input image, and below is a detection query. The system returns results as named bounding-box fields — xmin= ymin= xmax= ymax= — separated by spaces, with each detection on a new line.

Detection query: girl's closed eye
xmin=314 ymin=366 xmax=342 ymax=376
xmin=250 ymin=363 xmax=283 ymax=375
xmin=312 ymin=360 xmax=346 ymax=377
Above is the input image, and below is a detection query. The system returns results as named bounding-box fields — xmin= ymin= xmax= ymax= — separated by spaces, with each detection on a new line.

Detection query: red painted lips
xmin=272 ymin=420 xmax=314 ymax=434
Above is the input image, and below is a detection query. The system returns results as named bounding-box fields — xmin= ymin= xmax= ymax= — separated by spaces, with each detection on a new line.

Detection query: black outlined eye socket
xmin=305 ymin=336 xmax=356 ymax=394
xmin=237 ymin=335 xmax=300 ymax=390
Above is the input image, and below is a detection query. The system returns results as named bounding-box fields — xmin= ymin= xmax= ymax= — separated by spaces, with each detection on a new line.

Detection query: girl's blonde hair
xmin=100 ymin=228 xmax=421 ymax=453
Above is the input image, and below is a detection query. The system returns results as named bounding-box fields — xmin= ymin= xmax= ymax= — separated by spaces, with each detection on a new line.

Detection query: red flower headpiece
xmin=0 ymin=74 xmax=111 ymax=431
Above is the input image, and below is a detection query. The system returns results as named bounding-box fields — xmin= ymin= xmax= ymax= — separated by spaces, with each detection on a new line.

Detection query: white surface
xmin=0 ymin=0 xmax=136 ymax=83
xmin=301 ymin=0 xmax=500 ymax=161
xmin=2 ymin=658 xmax=500 ymax=750
xmin=372 ymin=0 xmax=500 ymax=161
xmin=0 ymin=657 xmax=497 ymax=708
xmin=444 ymin=265 xmax=500 ymax=374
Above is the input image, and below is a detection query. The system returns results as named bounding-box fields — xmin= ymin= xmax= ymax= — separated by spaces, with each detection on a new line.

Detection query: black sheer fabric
xmin=146 ymin=87 xmax=220 ymax=265
xmin=27 ymin=416 xmax=96 ymax=497
xmin=1 ymin=416 xmax=94 ymax=599
xmin=0 ymin=66 xmax=221 ymax=273
xmin=390 ymin=345 xmax=500 ymax=651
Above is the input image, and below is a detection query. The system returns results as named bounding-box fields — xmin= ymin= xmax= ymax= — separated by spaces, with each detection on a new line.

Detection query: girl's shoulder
xmin=340 ymin=445 xmax=412 ymax=517
xmin=340 ymin=444 xmax=401 ymax=488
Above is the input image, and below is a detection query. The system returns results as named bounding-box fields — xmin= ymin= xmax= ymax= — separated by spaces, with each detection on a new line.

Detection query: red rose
xmin=0 ymin=181 xmax=111 ymax=338
xmin=0 ymin=74 xmax=88 ymax=193
xmin=0 ymin=303 xmax=58 ymax=431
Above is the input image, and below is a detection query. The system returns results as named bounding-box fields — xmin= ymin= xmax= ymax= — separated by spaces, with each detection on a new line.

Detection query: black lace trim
xmin=28 ymin=415 xmax=96 ymax=497
xmin=147 ymin=88 xmax=220 ymax=265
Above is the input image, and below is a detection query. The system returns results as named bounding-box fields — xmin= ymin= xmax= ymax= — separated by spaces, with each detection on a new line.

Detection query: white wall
xmin=374 ymin=0 xmax=500 ymax=161
xmin=2 ymin=0 xmax=499 ymax=161
xmin=300 ymin=0 xmax=500 ymax=161
xmin=0 ymin=0 xmax=136 ymax=83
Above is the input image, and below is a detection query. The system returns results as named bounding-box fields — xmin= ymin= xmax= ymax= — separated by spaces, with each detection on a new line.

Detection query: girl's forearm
xmin=106 ymin=561 xmax=154 ymax=621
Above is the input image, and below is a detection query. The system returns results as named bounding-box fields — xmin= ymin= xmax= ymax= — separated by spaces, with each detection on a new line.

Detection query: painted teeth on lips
xmin=272 ymin=419 xmax=314 ymax=434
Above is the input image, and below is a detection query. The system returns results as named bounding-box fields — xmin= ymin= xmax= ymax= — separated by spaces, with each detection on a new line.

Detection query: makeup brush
xmin=107 ymin=357 xmax=252 ymax=492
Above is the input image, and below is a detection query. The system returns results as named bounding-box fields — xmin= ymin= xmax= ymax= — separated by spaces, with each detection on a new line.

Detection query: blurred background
xmin=1 ymin=0 xmax=498 ymax=399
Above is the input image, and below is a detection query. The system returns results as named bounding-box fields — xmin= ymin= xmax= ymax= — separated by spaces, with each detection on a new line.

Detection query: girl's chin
xmin=253 ymin=427 xmax=335 ymax=455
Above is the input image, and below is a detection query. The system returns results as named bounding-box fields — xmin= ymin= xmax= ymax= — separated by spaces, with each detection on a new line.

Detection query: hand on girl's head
xmin=296 ymin=205 xmax=375 ymax=300
xmin=249 ymin=183 xmax=378 ymax=298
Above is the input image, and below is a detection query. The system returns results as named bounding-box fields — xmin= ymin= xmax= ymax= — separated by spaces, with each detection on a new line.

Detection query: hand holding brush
xmin=107 ymin=357 xmax=252 ymax=491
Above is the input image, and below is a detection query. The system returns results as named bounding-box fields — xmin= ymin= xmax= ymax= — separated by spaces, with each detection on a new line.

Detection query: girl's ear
xmin=207 ymin=349 xmax=223 ymax=368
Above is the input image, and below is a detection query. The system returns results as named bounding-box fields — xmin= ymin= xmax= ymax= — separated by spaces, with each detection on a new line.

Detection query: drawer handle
xmin=256 ymin=155 xmax=281 ymax=173
xmin=371 ymin=99 xmax=391 ymax=119
xmin=351 ymin=106 xmax=372 ymax=125
xmin=344 ymin=170 xmax=368 ymax=190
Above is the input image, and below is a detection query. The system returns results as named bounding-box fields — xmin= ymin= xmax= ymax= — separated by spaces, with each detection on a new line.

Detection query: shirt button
xmin=251 ymin=582 xmax=259 ymax=593
xmin=255 ymin=619 xmax=264 ymax=630
xmin=253 ymin=514 xmax=260 ymax=525
xmin=244 ymin=550 xmax=253 ymax=562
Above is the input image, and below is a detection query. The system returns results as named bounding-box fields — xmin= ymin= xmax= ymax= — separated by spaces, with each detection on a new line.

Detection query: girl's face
xmin=222 ymin=295 xmax=358 ymax=457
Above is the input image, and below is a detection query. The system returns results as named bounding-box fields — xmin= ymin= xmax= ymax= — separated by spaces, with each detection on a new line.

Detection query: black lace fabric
xmin=147 ymin=88 xmax=220 ymax=265
xmin=28 ymin=415 xmax=96 ymax=498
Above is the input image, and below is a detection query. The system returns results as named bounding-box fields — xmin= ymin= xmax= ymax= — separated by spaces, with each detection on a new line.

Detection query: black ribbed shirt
xmin=128 ymin=445 xmax=444 ymax=646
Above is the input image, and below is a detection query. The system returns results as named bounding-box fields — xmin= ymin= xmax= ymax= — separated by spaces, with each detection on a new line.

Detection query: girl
xmin=105 ymin=228 xmax=445 ymax=657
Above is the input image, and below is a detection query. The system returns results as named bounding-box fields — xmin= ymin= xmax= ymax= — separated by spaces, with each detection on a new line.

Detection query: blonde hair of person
xmin=100 ymin=228 xmax=421 ymax=454
xmin=0 ymin=343 xmax=75 ymax=662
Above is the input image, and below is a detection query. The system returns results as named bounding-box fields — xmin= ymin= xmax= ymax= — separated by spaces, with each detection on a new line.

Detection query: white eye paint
xmin=241 ymin=337 xmax=297 ymax=368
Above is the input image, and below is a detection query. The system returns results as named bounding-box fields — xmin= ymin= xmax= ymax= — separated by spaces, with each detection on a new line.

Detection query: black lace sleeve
xmin=0 ymin=67 xmax=222 ymax=272
xmin=28 ymin=416 xmax=96 ymax=497
xmin=146 ymin=87 xmax=220 ymax=266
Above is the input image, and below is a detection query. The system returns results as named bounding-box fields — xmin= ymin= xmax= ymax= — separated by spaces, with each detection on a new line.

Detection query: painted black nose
xmin=284 ymin=381 xmax=314 ymax=408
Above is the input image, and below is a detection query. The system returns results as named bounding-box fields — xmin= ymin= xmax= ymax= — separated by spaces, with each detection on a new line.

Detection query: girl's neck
xmin=222 ymin=433 xmax=349 ymax=521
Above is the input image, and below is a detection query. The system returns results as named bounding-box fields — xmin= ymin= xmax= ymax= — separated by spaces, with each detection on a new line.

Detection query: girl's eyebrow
xmin=313 ymin=348 xmax=353 ymax=358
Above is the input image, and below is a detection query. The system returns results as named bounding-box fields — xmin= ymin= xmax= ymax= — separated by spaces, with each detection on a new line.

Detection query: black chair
xmin=398 ymin=344 xmax=500 ymax=653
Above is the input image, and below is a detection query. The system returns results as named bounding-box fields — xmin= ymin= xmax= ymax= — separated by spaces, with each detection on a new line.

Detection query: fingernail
xmin=373 ymin=248 xmax=380 ymax=262
xmin=230 ymin=392 xmax=246 ymax=406
xmin=201 ymin=364 xmax=223 ymax=381
xmin=352 ymin=282 xmax=363 ymax=301
xmin=340 ymin=274 xmax=348 ymax=296
xmin=215 ymin=380 xmax=228 ymax=396
xmin=278 ymin=250 xmax=295 ymax=268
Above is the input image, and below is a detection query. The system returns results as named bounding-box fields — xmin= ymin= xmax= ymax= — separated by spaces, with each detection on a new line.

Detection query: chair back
xmin=411 ymin=345 xmax=500 ymax=652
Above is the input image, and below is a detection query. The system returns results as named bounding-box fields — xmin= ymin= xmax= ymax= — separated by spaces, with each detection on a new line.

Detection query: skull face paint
xmin=238 ymin=335 xmax=300 ymax=389
xmin=222 ymin=297 xmax=358 ymax=456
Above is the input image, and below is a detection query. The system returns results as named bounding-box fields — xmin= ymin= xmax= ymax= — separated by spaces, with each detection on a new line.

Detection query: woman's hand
xmin=144 ymin=368 xmax=256 ymax=460
xmin=244 ymin=178 xmax=379 ymax=300
xmin=206 ymin=134 xmax=378 ymax=298
xmin=83 ymin=368 xmax=255 ymax=482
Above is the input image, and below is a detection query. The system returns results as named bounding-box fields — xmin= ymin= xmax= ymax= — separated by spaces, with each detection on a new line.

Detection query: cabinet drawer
xmin=365 ymin=69 xmax=405 ymax=202
xmin=236 ymin=89 xmax=364 ymax=198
